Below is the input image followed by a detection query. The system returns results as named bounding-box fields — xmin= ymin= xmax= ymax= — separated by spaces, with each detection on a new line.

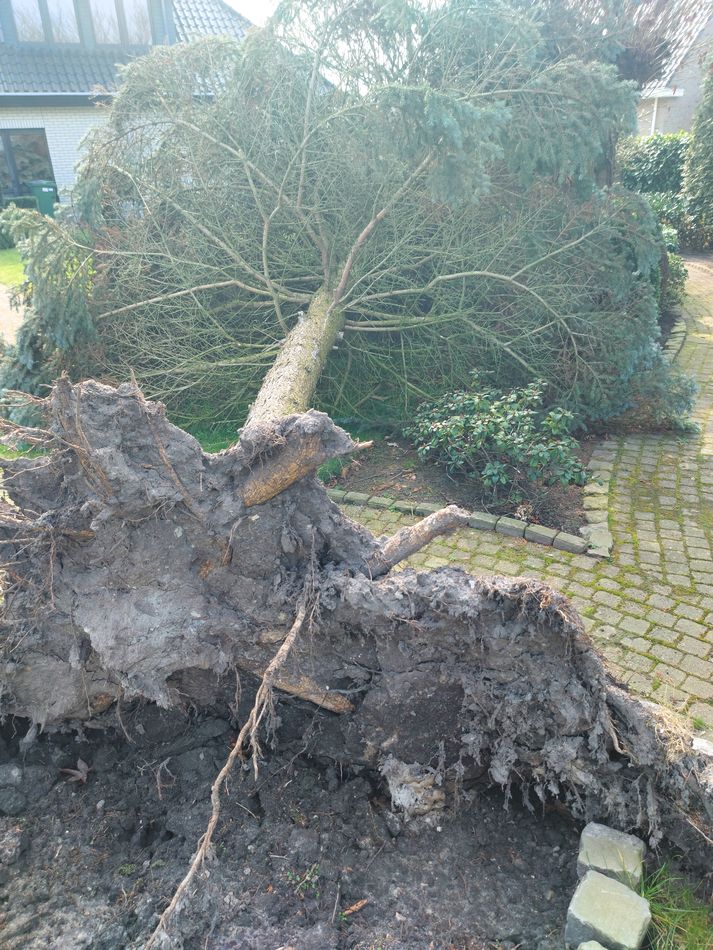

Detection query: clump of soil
xmin=325 ymin=437 xmax=595 ymax=534
xmin=0 ymin=705 xmax=581 ymax=949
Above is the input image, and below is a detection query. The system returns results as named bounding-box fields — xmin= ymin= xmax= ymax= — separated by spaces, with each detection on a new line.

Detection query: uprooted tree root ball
xmin=0 ymin=379 xmax=711 ymax=947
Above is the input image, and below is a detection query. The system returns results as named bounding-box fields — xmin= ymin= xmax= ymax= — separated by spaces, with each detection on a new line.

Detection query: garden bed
xmin=321 ymin=435 xmax=595 ymax=535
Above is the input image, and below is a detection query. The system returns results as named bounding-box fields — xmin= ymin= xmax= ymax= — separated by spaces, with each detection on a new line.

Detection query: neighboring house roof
xmin=642 ymin=0 xmax=713 ymax=97
xmin=0 ymin=45 xmax=142 ymax=96
xmin=0 ymin=0 xmax=250 ymax=98
xmin=173 ymin=0 xmax=250 ymax=43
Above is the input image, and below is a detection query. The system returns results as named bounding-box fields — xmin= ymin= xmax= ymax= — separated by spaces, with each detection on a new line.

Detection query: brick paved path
xmin=346 ymin=258 xmax=713 ymax=730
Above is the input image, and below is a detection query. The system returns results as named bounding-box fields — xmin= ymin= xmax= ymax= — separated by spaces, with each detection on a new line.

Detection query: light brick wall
xmin=0 ymin=103 xmax=108 ymax=197
xmin=637 ymin=20 xmax=713 ymax=136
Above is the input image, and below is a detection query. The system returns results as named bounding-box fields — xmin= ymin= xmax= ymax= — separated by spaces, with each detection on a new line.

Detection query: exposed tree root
xmin=145 ymin=580 xmax=316 ymax=949
xmin=1 ymin=378 xmax=711 ymax=892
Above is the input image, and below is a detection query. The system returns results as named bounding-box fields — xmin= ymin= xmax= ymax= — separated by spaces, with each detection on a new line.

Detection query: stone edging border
xmin=327 ymin=488 xmax=592 ymax=555
xmin=580 ymin=450 xmax=614 ymax=559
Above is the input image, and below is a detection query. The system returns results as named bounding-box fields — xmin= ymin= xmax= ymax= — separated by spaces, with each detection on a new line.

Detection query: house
xmin=0 ymin=0 xmax=250 ymax=202
xmin=637 ymin=1 xmax=713 ymax=136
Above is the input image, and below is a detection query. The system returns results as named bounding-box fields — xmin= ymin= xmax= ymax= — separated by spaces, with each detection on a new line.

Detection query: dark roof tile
xmin=0 ymin=0 xmax=250 ymax=96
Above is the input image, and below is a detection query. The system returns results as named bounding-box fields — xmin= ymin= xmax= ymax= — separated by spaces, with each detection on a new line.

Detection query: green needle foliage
xmin=0 ymin=0 xmax=692 ymax=429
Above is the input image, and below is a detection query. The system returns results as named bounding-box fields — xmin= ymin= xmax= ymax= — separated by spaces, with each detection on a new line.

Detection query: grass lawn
xmin=0 ymin=248 xmax=24 ymax=286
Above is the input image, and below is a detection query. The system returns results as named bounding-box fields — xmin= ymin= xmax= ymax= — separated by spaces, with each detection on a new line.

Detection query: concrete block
xmin=577 ymin=822 xmax=645 ymax=887
xmin=553 ymin=532 xmax=589 ymax=554
xmin=343 ymin=491 xmax=370 ymax=505
xmin=583 ymin=482 xmax=608 ymax=495
xmin=579 ymin=524 xmax=613 ymax=558
xmin=391 ymin=499 xmax=417 ymax=513
xmin=368 ymin=496 xmax=393 ymax=509
xmin=495 ymin=516 xmax=526 ymax=538
xmin=413 ymin=502 xmax=441 ymax=516
xmin=469 ymin=511 xmax=498 ymax=532
xmin=578 ymin=943 xmax=608 ymax=950
xmin=566 ymin=870 xmax=651 ymax=950
xmin=524 ymin=524 xmax=558 ymax=545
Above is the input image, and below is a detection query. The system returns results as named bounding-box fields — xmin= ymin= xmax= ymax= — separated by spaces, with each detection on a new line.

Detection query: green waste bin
xmin=28 ymin=180 xmax=58 ymax=216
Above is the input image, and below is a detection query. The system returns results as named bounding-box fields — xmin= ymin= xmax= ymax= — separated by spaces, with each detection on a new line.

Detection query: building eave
xmin=640 ymin=87 xmax=686 ymax=101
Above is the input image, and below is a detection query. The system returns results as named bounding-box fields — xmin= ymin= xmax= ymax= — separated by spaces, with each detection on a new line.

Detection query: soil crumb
xmin=0 ymin=707 xmax=582 ymax=949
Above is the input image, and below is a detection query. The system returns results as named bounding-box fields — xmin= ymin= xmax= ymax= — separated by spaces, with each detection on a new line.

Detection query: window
xmin=89 ymin=0 xmax=120 ymax=43
xmin=47 ymin=0 xmax=79 ymax=42
xmin=123 ymin=0 xmax=150 ymax=44
xmin=12 ymin=0 xmax=45 ymax=42
xmin=89 ymin=0 xmax=151 ymax=45
xmin=0 ymin=130 xmax=55 ymax=199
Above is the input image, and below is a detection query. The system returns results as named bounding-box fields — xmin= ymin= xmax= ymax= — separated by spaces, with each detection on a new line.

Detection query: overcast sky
xmin=224 ymin=1 xmax=280 ymax=26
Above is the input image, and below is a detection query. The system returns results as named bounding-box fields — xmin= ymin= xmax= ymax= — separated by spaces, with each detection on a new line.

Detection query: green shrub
xmin=404 ymin=375 xmax=586 ymax=501
xmin=645 ymin=192 xmax=713 ymax=250
xmin=618 ymin=133 xmax=690 ymax=194
xmin=0 ymin=226 xmax=13 ymax=251
xmin=661 ymin=252 xmax=687 ymax=311
xmin=684 ymin=60 xmax=713 ymax=250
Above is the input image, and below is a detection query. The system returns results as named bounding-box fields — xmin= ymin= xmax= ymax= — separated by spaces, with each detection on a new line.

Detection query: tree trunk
xmin=246 ymin=286 xmax=345 ymax=426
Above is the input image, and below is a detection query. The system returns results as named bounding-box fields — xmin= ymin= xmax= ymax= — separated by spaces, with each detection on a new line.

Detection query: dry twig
xmin=144 ymin=575 xmax=316 ymax=949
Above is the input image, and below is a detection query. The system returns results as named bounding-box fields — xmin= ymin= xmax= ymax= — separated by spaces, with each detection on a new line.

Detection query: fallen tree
xmin=1 ymin=0 xmax=692 ymax=430
xmin=1 ymin=379 xmax=711 ymax=892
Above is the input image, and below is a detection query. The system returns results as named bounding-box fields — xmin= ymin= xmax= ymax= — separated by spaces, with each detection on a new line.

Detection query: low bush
xmin=684 ymin=59 xmax=713 ymax=251
xmin=404 ymin=375 xmax=586 ymax=502
xmin=661 ymin=252 xmax=687 ymax=311
xmin=617 ymin=131 xmax=713 ymax=249
xmin=645 ymin=192 xmax=713 ymax=250
xmin=617 ymin=133 xmax=689 ymax=194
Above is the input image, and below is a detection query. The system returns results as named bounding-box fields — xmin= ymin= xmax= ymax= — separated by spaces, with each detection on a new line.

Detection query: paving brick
xmin=679 ymin=636 xmax=711 ymax=658
xmin=622 ymin=653 xmax=655 ymax=673
xmin=565 ymin=870 xmax=651 ymax=950
xmin=595 ymin=607 xmax=623 ymax=626
xmin=689 ymin=702 xmax=713 ymax=729
xmin=675 ymin=617 xmax=707 ymax=638
xmin=652 ymin=664 xmax=686 ymax=687
xmin=593 ymin=590 xmax=621 ymax=608
xmin=680 ymin=655 xmax=713 ymax=679
xmin=619 ymin=616 xmax=650 ymax=636
xmin=650 ymin=644 xmax=683 ymax=665
xmin=683 ymin=675 xmax=713 ymax=700
xmin=618 ymin=636 xmax=651 ymax=654
xmin=577 ymin=823 xmax=645 ymax=888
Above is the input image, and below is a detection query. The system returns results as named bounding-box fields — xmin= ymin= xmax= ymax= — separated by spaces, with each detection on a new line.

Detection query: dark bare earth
xmin=326 ymin=437 xmax=593 ymax=534
xmin=0 ymin=705 xmax=582 ymax=949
